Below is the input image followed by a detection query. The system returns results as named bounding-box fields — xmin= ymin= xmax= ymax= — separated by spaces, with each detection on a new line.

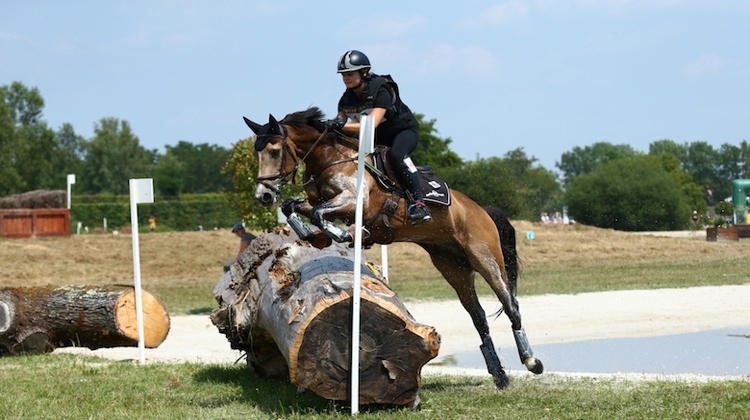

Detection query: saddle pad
xmin=420 ymin=174 xmax=451 ymax=206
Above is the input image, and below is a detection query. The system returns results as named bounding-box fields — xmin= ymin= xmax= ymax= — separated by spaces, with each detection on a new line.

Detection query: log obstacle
xmin=0 ymin=285 xmax=170 ymax=355
xmin=211 ymin=228 xmax=440 ymax=407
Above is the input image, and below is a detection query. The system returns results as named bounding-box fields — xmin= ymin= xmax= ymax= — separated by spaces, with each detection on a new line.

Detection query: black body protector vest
xmin=338 ymin=73 xmax=417 ymax=143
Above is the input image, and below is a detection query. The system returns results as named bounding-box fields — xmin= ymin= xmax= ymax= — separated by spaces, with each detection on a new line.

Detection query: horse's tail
xmin=482 ymin=206 xmax=519 ymax=296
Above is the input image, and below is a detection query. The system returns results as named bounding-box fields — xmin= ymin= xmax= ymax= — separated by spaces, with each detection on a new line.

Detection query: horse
xmin=243 ymin=107 xmax=543 ymax=389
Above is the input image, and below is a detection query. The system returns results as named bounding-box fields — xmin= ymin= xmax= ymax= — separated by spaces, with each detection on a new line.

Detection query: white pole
xmin=351 ymin=115 xmax=375 ymax=415
xmin=129 ymin=178 xmax=154 ymax=365
xmin=380 ymin=245 xmax=388 ymax=281
xmin=66 ymin=174 xmax=76 ymax=210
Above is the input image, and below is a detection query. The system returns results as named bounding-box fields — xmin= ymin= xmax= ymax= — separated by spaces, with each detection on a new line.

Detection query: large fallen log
xmin=211 ymin=228 xmax=440 ymax=407
xmin=0 ymin=285 xmax=170 ymax=355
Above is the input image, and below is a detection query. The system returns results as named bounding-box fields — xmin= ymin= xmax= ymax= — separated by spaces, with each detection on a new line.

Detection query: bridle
xmin=254 ymin=127 xmax=335 ymax=193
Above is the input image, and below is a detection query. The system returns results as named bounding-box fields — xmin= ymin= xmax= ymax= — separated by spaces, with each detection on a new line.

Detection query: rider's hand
xmin=324 ymin=117 xmax=345 ymax=131
xmin=281 ymin=198 xmax=305 ymax=217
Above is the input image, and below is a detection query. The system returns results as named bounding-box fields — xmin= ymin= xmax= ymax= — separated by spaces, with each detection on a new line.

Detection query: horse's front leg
xmin=281 ymin=194 xmax=356 ymax=243
xmin=308 ymin=192 xmax=357 ymax=243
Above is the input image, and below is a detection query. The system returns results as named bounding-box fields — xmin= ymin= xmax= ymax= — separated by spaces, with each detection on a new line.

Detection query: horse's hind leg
xmin=507 ymin=296 xmax=544 ymax=374
xmin=423 ymin=246 xmax=510 ymax=389
xmin=464 ymin=241 xmax=544 ymax=376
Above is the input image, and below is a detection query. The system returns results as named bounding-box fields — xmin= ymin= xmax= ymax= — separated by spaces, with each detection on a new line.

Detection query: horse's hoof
xmin=524 ymin=357 xmax=544 ymax=375
xmin=492 ymin=372 xmax=510 ymax=390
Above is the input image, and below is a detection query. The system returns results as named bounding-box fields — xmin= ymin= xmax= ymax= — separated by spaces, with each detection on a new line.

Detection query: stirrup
xmin=408 ymin=202 xmax=432 ymax=226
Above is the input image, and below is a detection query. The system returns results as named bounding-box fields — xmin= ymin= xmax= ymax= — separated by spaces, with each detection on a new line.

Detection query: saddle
xmin=369 ymin=145 xmax=452 ymax=207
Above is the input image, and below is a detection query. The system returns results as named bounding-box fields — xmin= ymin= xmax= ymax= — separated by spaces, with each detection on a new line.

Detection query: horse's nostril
xmin=262 ymin=193 xmax=274 ymax=205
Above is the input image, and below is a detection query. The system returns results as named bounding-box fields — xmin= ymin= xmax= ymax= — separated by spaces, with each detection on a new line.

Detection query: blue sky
xmin=2 ymin=0 xmax=748 ymax=172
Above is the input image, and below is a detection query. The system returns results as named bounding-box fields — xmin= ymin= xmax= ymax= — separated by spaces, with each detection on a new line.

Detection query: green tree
xmin=0 ymin=82 xmax=57 ymax=194
xmin=222 ymin=138 xmax=303 ymax=231
xmin=165 ymin=141 xmax=232 ymax=193
xmin=411 ymin=113 xmax=463 ymax=174
xmin=441 ymin=157 xmax=524 ymax=217
xmin=683 ymin=141 xmax=721 ymax=199
xmin=80 ymin=118 xmax=156 ymax=194
xmin=565 ymin=157 xmax=691 ymax=231
xmin=154 ymin=153 xmax=185 ymax=197
xmin=646 ymin=153 xmax=707 ymax=217
xmin=50 ymin=123 xmax=85 ymax=188
xmin=649 ymin=139 xmax=687 ymax=162
xmin=0 ymin=90 xmax=22 ymax=196
xmin=557 ymin=142 xmax=639 ymax=186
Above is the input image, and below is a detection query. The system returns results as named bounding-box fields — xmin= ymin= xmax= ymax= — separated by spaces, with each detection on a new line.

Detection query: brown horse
xmin=243 ymin=107 xmax=543 ymax=389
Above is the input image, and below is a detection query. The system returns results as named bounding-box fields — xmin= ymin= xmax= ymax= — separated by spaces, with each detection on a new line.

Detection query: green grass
xmin=386 ymin=253 xmax=750 ymax=302
xmin=1 ymin=354 xmax=748 ymax=419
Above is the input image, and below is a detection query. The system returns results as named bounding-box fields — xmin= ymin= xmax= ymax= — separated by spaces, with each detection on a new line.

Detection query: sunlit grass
xmin=1 ymin=354 xmax=748 ymax=419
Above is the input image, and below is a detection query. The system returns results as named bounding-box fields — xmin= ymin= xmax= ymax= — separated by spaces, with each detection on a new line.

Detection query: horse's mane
xmin=280 ymin=107 xmax=326 ymax=131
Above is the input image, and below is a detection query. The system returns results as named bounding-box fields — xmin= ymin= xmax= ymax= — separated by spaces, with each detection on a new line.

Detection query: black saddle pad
xmin=421 ymin=174 xmax=451 ymax=206
xmin=370 ymin=147 xmax=451 ymax=207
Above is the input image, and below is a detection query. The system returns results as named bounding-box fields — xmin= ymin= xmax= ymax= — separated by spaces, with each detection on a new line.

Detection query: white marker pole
xmin=66 ymin=174 xmax=76 ymax=209
xmin=351 ymin=115 xmax=375 ymax=415
xmin=380 ymin=245 xmax=389 ymax=281
xmin=129 ymin=178 xmax=154 ymax=364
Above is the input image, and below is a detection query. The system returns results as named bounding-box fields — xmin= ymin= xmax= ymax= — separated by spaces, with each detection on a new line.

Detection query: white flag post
xmin=66 ymin=174 xmax=76 ymax=209
xmin=350 ymin=115 xmax=375 ymax=415
xmin=380 ymin=245 xmax=389 ymax=281
xmin=129 ymin=178 xmax=154 ymax=364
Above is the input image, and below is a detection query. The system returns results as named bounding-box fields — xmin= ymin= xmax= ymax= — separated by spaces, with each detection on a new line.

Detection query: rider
xmin=327 ymin=50 xmax=431 ymax=226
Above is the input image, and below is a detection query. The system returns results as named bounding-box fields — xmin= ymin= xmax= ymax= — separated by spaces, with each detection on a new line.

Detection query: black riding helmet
xmin=337 ymin=50 xmax=371 ymax=73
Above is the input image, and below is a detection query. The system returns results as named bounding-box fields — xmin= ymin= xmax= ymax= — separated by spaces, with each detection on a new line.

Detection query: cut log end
xmin=291 ymin=292 xmax=439 ymax=405
xmin=0 ymin=301 xmax=10 ymax=334
xmin=115 ymin=290 xmax=170 ymax=348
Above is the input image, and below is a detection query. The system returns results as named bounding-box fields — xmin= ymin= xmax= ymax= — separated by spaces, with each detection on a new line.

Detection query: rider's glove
xmin=324 ymin=117 xmax=346 ymax=131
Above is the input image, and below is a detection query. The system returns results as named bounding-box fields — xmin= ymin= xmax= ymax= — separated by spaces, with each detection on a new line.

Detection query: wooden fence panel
xmin=0 ymin=209 xmax=70 ymax=238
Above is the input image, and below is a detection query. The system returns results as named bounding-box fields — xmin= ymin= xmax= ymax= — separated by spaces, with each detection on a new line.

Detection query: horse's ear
xmin=243 ymin=117 xmax=262 ymax=135
xmin=268 ymin=114 xmax=285 ymax=137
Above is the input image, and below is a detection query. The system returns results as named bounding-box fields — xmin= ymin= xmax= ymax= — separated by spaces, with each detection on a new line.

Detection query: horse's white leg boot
xmin=513 ymin=328 xmax=544 ymax=374
xmin=320 ymin=220 xmax=352 ymax=243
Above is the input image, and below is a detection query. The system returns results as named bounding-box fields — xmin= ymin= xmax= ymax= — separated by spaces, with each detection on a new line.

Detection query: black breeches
xmin=382 ymin=128 xmax=419 ymax=163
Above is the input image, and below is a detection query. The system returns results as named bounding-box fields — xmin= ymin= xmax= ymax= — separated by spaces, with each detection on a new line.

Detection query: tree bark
xmin=211 ymin=228 xmax=440 ymax=407
xmin=0 ymin=285 xmax=170 ymax=356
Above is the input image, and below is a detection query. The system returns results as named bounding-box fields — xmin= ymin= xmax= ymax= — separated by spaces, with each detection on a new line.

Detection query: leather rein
xmin=255 ymin=127 xmax=361 ymax=192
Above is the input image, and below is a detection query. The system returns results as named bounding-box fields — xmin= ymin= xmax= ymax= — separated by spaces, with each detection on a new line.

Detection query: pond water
xmin=445 ymin=325 xmax=750 ymax=376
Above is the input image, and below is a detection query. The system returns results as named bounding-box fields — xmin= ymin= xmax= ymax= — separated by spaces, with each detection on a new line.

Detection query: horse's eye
xmin=270 ymin=149 xmax=281 ymax=159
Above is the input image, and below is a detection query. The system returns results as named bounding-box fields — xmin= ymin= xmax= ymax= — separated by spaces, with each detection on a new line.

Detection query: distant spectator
xmin=690 ymin=210 xmax=701 ymax=231
xmin=232 ymin=223 xmax=256 ymax=257
xmin=148 ymin=215 xmax=157 ymax=231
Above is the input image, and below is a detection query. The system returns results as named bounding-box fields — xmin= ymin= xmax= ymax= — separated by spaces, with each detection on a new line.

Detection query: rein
xmin=255 ymin=128 xmax=331 ymax=191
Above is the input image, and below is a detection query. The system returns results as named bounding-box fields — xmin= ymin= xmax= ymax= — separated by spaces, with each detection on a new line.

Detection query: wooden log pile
xmin=210 ymin=228 xmax=440 ymax=407
xmin=0 ymin=285 xmax=170 ymax=355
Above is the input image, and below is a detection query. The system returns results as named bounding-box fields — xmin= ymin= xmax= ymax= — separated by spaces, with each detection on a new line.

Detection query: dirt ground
xmin=55 ymin=280 xmax=750 ymax=381
xmin=46 ymin=230 xmax=748 ymax=382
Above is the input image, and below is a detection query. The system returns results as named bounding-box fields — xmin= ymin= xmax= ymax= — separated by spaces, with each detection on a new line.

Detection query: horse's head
xmin=243 ymin=114 xmax=299 ymax=206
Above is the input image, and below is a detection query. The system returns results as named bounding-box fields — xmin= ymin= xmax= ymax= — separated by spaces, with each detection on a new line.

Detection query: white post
xmin=128 ymin=178 xmax=154 ymax=365
xmin=66 ymin=174 xmax=76 ymax=209
xmin=380 ymin=245 xmax=389 ymax=281
xmin=350 ymin=115 xmax=375 ymax=415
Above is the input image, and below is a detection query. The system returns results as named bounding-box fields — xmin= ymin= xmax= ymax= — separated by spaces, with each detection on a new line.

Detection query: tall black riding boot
xmin=396 ymin=157 xmax=432 ymax=226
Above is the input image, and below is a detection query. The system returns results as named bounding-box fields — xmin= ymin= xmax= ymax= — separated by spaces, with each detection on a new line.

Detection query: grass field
xmin=2 ymin=221 xmax=749 ymax=314
xmin=2 ymin=222 xmax=749 ymax=419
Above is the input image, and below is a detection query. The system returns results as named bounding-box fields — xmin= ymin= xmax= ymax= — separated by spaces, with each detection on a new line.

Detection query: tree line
xmin=3 ymin=81 xmax=747 ymax=231
xmin=1 ymin=81 xmax=232 ymax=197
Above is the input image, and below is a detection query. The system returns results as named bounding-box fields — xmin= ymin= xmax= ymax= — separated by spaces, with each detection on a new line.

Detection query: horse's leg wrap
xmin=286 ymin=213 xmax=316 ymax=241
xmin=513 ymin=328 xmax=544 ymax=374
xmin=479 ymin=336 xmax=509 ymax=389
xmin=320 ymin=220 xmax=352 ymax=243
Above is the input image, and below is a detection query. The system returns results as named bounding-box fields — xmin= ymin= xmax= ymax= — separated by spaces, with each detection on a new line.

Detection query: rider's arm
xmin=340 ymin=85 xmax=391 ymax=135
xmin=341 ymin=108 xmax=385 ymax=135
